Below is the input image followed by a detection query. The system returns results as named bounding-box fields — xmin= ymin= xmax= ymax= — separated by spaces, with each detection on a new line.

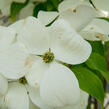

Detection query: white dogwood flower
xmin=38 ymin=1 xmax=109 ymax=44
xmin=0 ymin=16 xmax=91 ymax=108
xmin=28 ymin=86 xmax=89 ymax=109
xmin=38 ymin=0 xmax=96 ymax=32
xmin=80 ymin=18 xmax=109 ymax=43
xmin=0 ymin=82 xmax=40 ymax=109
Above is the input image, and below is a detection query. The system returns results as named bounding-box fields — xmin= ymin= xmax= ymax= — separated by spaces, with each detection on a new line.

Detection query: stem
xmin=88 ymin=95 xmax=92 ymax=109
xmin=94 ymin=99 xmax=98 ymax=109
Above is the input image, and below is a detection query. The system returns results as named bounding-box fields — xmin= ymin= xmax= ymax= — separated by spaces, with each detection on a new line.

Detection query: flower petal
xmin=80 ymin=18 xmax=109 ymax=41
xmin=29 ymin=98 xmax=40 ymax=109
xmin=27 ymin=86 xmax=51 ymax=109
xmin=0 ymin=26 xmax=16 ymax=51
xmin=49 ymin=19 xmax=92 ymax=65
xmin=38 ymin=11 xmax=59 ymax=26
xmin=40 ymin=62 xmax=80 ymax=108
xmin=0 ymin=43 xmax=29 ymax=79
xmin=19 ymin=3 xmax=35 ymax=19
xmin=9 ymin=19 xmax=25 ymax=33
xmin=92 ymin=0 xmax=109 ymax=15
xmin=26 ymin=56 xmax=49 ymax=87
xmin=1 ymin=82 xmax=29 ymax=109
xmin=59 ymin=5 xmax=96 ymax=31
xmin=0 ymin=75 xmax=8 ymax=96
xmin=56 ymin=90 xmax=88 ymax=109
xmin=18 ymin=16 xmax=50 ymax=54
xmin=58 ymin=0 xmax=90 ymax=12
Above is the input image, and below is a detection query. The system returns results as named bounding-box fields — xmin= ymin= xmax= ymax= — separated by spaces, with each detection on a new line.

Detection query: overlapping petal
xmin=18 ymin=17 xmax=50 ymax=54
xmin=80 ymin=18 xmax=109 ymax=41
xmin=0 ymin=26 xmax=16 ymax=51
xmin=48 ymin=19 xmax=92 ymax=65
xmin=26 ymin=56 xmax=49 ymax=87
xmin=56 ymin=90 xmax=88 ymax=109
xmin=59 ymin=5 xmax=96 ymax=31
xmin=0 ymin=75 xmax=8 ymax=96
xmin=58 ymin=0 xmax=90 ymax=12
xmin=0 ymin=42 xmax=29 ymax=79
xmin=27 ymin=86 xmax=51 ymax=109
xmin=40 ymin=62 xmax=80 ymax=107
xmin=0 ymin=82 xmax=29 ymax=109
xmin=38 ymin=11 xmax=59 ymax=26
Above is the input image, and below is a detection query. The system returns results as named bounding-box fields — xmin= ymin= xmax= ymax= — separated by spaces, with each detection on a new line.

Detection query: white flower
xmin=38 ymin=1 xmax=109 ymax=43
xmin=38 ymin=0 xmax=96 ymax=32
xmin=0 ymin=81 xmax=40 ymax=109
xmin=28 ymin=86 xmax=89 ymax=109
xmin=0 ymin=16 xmax=91 ymax=108
xmin=0 ymin=74 xmax=39 ymax=109
xmin=58 ymin=90 xmax=89 ymax=109
xmin=80 ymin=18 xmax=109 ymax=43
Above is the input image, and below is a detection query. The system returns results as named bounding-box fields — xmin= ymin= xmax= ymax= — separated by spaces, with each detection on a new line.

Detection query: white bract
xmin=0 ymin=82 xmax=40 ymax=109
xmin=0 ymin=16 xmax=91 ymax=108
xmin=38 ymin=0 xmax=109 ymax=43
xmin=38 ymin=0 xmax=95 ymax=32
xmin=28 ymin=86 xmax=89 ymax=109
xmin=80 ymin=18 xmax=109 ymax=43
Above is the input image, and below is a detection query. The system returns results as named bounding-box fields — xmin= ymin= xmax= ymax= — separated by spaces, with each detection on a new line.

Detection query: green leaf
xmin=47 ymin=0 xmax=61 ymax=10
xmin=86 ymin=52 xmax=109 ymax=83
xmin=10 ymin=0 xmax=29 ymax=21
xmin=33 ymin=3 xmax=46 ymax=17
xmin=88 ymin=41 xmax=104 ymax=56
xmin=97 ymin=17 xmax=109 ymax=22
xmin=72 ymin=67 xmax=104 ymax=105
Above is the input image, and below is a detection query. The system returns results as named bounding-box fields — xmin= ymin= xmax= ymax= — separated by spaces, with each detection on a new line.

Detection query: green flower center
xmin=42 ymin=51 xmax=54 ymax=63
xmin=19 ymin=77 xmax=27 ymax=85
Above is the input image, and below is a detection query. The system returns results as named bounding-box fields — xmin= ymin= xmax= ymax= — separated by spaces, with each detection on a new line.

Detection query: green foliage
xmin=86 ymin=52 xmax=109 ymax=83
xmin=88 ymin=41 xmax=104 ymax=56
xmin=10 ymin=0 xmax=29 ymax=21
xmin=10 ymin=0 xmax=61 ymax=21
xmin=33 ymin=3 xmax=46 ymax=17
xmin=72 ymin=67 xmax=104 ymax=106
xmin=33 ymin=0 xmax=61 ymax=17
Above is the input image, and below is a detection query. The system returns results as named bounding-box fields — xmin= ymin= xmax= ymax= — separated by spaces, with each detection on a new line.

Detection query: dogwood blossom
xmin=80 ymin=18 xmax=109 ymax=43
xmin=27 ymin=86 xmax=89 ymax=109
xmin=38 ymin=0 xmax=95 ymax=32
xmin=0 ymin=82 xmax=40 ymax=109
xmin=38 ymin=1 xmax=109 ymax=43
xmin=0 ymin=16 xmax=91 ymax=108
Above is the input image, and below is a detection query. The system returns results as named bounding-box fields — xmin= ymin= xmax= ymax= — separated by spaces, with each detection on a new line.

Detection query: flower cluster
xmin=0 ymin=0 xmax=109 ymax=109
